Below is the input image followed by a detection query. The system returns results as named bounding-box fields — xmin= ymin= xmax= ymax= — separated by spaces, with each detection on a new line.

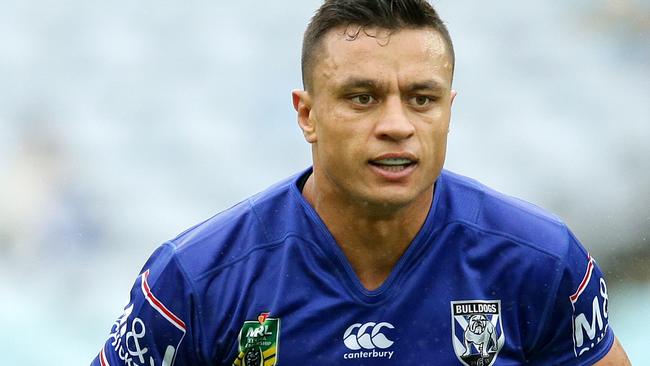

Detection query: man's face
xmin=294 ymin=26 xmax=455 ymax=209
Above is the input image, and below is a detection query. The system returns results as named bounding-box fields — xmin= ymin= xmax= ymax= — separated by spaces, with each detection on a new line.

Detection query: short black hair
xmin=301 ymin=0 xmax=455 ymax=91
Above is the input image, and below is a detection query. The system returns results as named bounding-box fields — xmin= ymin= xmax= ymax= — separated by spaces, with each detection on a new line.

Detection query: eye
xmin=350 ymin=94 xmax=376 ymax=105
xmin=409 ymin=95 xmax=435 ymax=107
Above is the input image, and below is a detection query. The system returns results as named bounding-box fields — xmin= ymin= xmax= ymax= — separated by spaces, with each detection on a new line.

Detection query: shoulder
xmin=166 ymin=170 xmax=310 ymax=281
xmin=438 ymin=171 xmax=616 ymax=363
xmin=438 ymin=170 xmax=576 ymax=260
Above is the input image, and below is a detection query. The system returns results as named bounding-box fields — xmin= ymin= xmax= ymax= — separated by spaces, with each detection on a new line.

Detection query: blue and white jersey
xmin=92 ymin=168 xmax=614 ymax=366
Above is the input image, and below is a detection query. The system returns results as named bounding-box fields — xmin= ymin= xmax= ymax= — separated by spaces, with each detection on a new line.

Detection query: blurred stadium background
xmin=0 ymin=0 xmax=647 ymax=363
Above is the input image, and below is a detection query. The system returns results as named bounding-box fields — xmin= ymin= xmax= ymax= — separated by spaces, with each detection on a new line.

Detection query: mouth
xmin=368 ymin=156 xmax=418 ymax=172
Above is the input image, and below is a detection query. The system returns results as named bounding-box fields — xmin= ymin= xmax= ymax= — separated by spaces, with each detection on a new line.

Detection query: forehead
xmin=313 ymin=26 xmax=453 ymax=91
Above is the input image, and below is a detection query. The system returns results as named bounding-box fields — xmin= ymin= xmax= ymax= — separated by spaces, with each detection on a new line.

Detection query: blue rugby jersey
xmin=92 ymin=168 xmax=614 ymax=366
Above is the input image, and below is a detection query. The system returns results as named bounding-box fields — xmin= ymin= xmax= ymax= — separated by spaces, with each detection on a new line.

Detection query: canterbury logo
xmin=343 ymin=322 xmax=395 ymax=350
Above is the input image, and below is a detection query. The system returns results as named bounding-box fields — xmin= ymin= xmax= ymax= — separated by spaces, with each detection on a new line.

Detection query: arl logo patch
xmin=451 ymin=300 xmax=505 ymax=366
xmin=232 ymin=312 xmax=280 ymax=366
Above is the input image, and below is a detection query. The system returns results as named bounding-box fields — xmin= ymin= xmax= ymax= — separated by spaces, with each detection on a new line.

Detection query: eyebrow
xmin=336 ymin=77 xmax=384 ymax=91
xmin=405 ymin=80 xmax=447 ymax=93
xmin=334 ymin=77 xmax=447 ymax=93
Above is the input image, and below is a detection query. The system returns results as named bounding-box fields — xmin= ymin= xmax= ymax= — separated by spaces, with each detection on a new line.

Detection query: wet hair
xmin=301 ymin=0 xmax=455 ymax=91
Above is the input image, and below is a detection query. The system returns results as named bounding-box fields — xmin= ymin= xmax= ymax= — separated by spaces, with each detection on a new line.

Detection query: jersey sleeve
xmin=91 ymin=242 xmax=204 ymax=366
xmin=528 ymin=230 xmax=615 ymax=365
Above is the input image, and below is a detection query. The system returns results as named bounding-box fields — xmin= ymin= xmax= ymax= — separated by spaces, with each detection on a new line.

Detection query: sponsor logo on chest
xmin=451 ymin=300 xmax=505 ymax=366
xmin=342 ymin=321 xmax=395 ymax=360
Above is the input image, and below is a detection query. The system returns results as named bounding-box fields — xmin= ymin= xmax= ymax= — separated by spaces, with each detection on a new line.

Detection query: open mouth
xmin=369 ymin=157 xmax=417 ymax=172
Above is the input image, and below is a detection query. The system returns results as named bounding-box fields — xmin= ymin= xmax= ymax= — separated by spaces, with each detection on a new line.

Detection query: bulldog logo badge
xmin=451 ymin=300 xmax=505 ymax=366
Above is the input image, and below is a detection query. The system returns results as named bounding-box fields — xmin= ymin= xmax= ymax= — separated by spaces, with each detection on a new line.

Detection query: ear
xmin=448 ymin=89 xmax=457 ymax=134
xmin=292 ymin=89 xmax=317 ymax=143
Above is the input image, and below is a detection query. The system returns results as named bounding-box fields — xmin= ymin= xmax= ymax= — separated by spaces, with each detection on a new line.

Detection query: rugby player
xmin=92 ymin=1 xmax=631 ymax=365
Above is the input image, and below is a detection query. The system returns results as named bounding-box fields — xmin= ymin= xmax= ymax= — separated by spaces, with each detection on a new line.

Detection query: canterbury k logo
xmin=343 ymin=322 xmax=394 ymax=350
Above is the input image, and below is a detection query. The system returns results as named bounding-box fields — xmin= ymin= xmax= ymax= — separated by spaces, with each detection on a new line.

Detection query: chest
xmin=220 ymin=294 xmax=524 ymax=366
xmin=206 ymin=231 xmax=556 ymax=365
xmin=212 ymin=260 xmax=539 ymax=365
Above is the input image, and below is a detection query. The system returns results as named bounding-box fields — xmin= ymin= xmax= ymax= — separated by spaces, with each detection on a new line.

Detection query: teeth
xmin=374 ymin=158 xmax=412 ymax=166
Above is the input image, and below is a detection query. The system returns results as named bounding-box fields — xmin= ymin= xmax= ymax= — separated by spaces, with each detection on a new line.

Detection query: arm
xmin=526 ymin=229 xmax=624 ymax=365
xmin=594 ymin=337 xmax=631 ymax=366
xmin=91 ymin=243 xmax=204 ymax=365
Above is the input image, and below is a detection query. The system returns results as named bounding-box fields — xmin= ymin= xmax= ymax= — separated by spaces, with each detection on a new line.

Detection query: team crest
xmin=232 ymin=312 xmax=280 ymax=366
xmin=451 ymin=300 xmax=505 ymax=366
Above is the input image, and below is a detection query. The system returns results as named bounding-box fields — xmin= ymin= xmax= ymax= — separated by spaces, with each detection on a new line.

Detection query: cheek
xmin=419 ymin=125 xmax=450 ymax=155
xmin=317 ymin=106 xmax=366 ymax=156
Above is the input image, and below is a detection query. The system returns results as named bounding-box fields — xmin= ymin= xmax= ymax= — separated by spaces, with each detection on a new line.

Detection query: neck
xmin=302 ymin=171 xmax=433 ymax=290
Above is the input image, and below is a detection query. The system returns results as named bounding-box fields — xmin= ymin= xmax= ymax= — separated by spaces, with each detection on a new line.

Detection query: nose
xmin=375 ymin=96 xmax=415 ymax=142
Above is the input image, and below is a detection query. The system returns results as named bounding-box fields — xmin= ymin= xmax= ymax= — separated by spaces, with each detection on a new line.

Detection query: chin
xmin=360 ymin=187 xmax=427 ymax=210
